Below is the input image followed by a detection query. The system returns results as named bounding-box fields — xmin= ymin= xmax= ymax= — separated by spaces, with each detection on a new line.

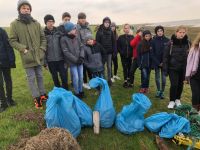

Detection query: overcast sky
xmin=0 ymin=0 xmax=199 ymax=26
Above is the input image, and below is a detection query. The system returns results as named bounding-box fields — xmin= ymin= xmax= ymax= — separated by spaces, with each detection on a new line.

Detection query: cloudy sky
xmin=0 ymin=0 xmax=199 ymax=26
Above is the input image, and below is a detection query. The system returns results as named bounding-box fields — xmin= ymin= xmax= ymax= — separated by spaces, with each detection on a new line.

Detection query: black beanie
xmin=142 ymin=30 xmax=151 ymax=37
xmin=155 ymin=25 xmax=164 ymax=34
xmin=78 ymin=12 xmax=86 ymax=19
xmin=44 ymin=14 xmax=55 ymax=25
xmin=103 ymin=17 xmax=111 ymax=24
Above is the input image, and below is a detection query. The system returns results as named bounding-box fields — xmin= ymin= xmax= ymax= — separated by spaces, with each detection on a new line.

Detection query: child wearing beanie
xmin=60 ymin=22 xmax=85 ymax=99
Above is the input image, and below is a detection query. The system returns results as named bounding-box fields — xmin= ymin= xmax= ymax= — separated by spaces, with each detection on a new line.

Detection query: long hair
xmin=192 ymin=32 xmax=200 ymax=50
xmin=141 ymin=39 xmax=151 ymax=53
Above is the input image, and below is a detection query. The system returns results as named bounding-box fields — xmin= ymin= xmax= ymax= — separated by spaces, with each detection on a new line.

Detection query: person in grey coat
xmin=44 ymin=14 xmax=68 ymax=90
xmin=76 ymin=12 xmax=92 ymax=90
xmin=60 ymin=22 xmax=85 ymax=98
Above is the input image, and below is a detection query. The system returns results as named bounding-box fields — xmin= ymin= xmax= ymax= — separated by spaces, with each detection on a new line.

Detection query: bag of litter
xmin=115 ymin=93 xmax=152 ymax=134
xmin=45 ymin=87 xmax=81 ymax=137
xmin=159 ymin=114 xmax=191 ymax=138
xmin=73 ymin=95 xmax=93 ymax=127
xmin=89 ymin=77 xmax=116 ymax=128
xmin=145 ymin=112 xmax=173 ymax=132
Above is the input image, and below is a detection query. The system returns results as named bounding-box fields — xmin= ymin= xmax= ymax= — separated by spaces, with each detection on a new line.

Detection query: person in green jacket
xmin=9 ymin=0 xmax=47 ymax=109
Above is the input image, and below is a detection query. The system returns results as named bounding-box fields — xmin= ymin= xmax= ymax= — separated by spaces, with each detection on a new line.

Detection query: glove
xmin=77 ymin=57 xmax=84 ymax=65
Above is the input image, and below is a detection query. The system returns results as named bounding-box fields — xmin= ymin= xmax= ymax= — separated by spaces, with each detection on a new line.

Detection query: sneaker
xmin=160 ymin=92 xmax=165 ymax=99
xmin=175 ymin=99 xmax=182 ymax=107
xmin=111 ymin=78 xmax=115 ymax=83
xmin=7 ymin=99 xmax=17 ymax=106
xmin=34 ymin=97 xmax=43 ymax=109
xmin=123 ymin=81 xmax=128 ymax=88
xmin=113 ymin=75 xmax=121 ymax=80
xmin=167 ymin=101 xmax=175 ymax=109
xmin=156 ymin=91 xmax=160 ymax=98
xmin=108 ymin=80 xmax=112 ymax=87
xmin=128 ymin=83 xmax=133 ymax=88
xmin=40 ymin=94 xmax=48 ymax=102
xmin=79 ymin=92 xmax=85 ymax=99
xmin=139 ymin=88 xmax=145 ymax=93
xmin=83 ymin=83 xmax=91 ymax=90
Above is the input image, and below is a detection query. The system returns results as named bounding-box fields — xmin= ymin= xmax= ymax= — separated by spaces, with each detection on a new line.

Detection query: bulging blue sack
xmin=115 ymin=93 xmax=152 ymax=134
xmin=159 ymin=114 xmax=191 ymax=138
xmin=45 ymin=87 xmax=81 ymax=137
xmin=145 ymin=112 xmax=173 ymax=133
xmin=73 ymin=95 xmax=93 ymax=127
xmin=89 ymin=77 xmax=116 ymax=128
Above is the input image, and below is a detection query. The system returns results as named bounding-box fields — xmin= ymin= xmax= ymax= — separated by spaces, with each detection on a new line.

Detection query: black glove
xmin=77 ymin=57 xmax=84 ymax=65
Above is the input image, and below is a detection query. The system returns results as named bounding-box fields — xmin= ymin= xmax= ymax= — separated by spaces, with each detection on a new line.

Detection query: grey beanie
xmin=17 ymin=0 xmax=32 ymax=12
xmin=84 ymin=33 xmax=94 ymax=43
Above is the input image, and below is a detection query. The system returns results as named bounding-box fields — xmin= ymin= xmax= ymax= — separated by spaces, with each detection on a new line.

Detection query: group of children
xmin=0 ymin=0 xmax=199 ymax=113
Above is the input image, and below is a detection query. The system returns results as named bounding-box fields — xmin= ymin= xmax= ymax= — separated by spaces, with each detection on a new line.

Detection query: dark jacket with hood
xmin=152 ymin=35 xmax=169 ymax=68
xmin=60 ymin=35 xmax=84 ymax=66
xmin=96 ymin=24 xmax=114 ymax=54
xmin=84 ymin=41 xmax=105 ymax=72
xmin=163 ymin=34 xmax=190 ymax=73
xmin=117 ymin=34 xmax=134 ymax=58
xmin=137 ymin=40 xmax=154 ymax=69
xmin=44 ymin=27 xmax=64 ymax=63
xmin=0 ymin=27 xmax=16 ymax=68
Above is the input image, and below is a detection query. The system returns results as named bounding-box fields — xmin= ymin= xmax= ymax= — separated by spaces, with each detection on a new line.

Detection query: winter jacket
xmin=163 ymin=34 xmax=190 ymax=73
xmin=117 ymin=34 xmax=134 ymax=58
xmin=44 ymin=27 xmax=63 ymax=63
xmin=96 ymin=25 xmax=114 ymax=54
xmin=137 ymin=40 xmax=153 ymax=69
xmin=9 ymin=18 xmax=46 ymax=69
xmin=60 ymin=35 xmax=84 ymax=66
xmin=84 ymin=42 xmax=105 ymax=72
xmin=130 ymin=34 xmax=141 ymax=59
xmin=76 ymin=23 xmax=92 ymax=44
xmin=192 ymin=60 xmax=200 ymax=80
xmin=151 ymin=35 xmax=169 ymax=68
xmin=0 ymin=27 xmax=16 ymax=68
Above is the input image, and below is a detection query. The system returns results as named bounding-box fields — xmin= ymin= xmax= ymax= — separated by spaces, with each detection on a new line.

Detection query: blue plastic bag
xmin=145 ymin=112 xmax=173 ymax=132
xmin=45 ymin=87 xmax=81 ymax=137
xmin=159 ymin=114 xmax=191 ymax=138
xmin=115 ymin=93 xmax=152 ymax=134
xmin=73 ymin=95 xmax=93 ymax=127
xmin=89 ymin=77 xmax=116 ymax=128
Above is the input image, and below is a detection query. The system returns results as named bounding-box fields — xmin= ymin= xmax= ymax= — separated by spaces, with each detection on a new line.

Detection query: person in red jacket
xmin=129 ymin=28 xmax=143 ymax=86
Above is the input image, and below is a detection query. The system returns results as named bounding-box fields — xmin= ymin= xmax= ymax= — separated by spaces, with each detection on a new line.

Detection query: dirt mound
xmin=8 ymin=128 xmax=81 ymax=150
xmin=14 ymin=110 xmax=45 ymax=131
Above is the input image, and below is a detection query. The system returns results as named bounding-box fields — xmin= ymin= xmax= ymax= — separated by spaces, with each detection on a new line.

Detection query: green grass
xmin=0 ymin=26 xmax=198 ymax=150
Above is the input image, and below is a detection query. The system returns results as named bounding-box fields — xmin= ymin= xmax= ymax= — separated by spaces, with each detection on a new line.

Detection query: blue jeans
xmin=155 ymin=68 xmax=166 ymax=92
xmin=70 ymin=65 xmax=83 ymax=94
xmin=141 ymin=68 xmax=151 ymax=88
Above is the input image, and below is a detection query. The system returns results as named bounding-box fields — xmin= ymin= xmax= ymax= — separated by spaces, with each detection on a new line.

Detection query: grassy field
xmin=0 ymin=26 xmax=199 ymax=150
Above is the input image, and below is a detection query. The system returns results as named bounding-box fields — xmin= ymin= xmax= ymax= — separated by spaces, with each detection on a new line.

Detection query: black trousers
xmin=48 ymin=61 xmax=68 ymax=90
xmin=0 ymin=68 xmax=12 ymax=105
xmin=112 ymin=55 xmax=118 ymax=76
xmin=83 ymin=65 xmax=92 ymax=83
xmin=129 ymin=58 xmax=138 ymax=84
xmin=169 ymin=69 xmax=185 ymax=102
xmin=190 ymin=77 xmax=200 ymax=106
xmin=121 ymin=56 xmax=132 ymax=81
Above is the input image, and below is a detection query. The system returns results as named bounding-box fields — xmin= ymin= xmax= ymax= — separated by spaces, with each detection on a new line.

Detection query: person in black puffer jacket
xmin=152 ymin=26 xmax=170 ymax=99
xmin=0 ymin=27 xmax=16 ymax=112
xmin=163 ymin=26 xmax=190 ymax=109
xmin=117 ymin=24 xmax=134 ymax=88
xmin=96 ymin=17 xmax=114 ymax=86
xmin=44 ymin=14 xmax=68 ymax=90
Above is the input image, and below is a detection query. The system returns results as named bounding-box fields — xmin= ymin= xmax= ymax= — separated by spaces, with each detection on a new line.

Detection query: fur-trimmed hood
xmin=171 ymin=34 xmax=189 ymax=46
